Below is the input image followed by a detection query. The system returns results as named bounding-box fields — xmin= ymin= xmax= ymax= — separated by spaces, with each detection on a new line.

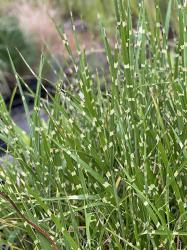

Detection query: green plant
xmin=51 ymin=0 xmax=178 ymax=34
xmin=0 ymin=0 xmax=187 ymax=249
xmin=51 ymin=0 xmax=114 ymax=27
xmin=0 ymin=15 xmax=36 ymax=75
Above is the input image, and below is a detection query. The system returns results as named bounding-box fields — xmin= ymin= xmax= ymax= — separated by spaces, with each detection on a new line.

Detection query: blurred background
xmin=0 ymin=0 xmax=178 ymax=100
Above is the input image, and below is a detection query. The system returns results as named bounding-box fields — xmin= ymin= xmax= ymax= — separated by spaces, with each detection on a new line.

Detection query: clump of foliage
xmin=0 ymin=0 xmax=187 ymax=249
xmin=51 ymin=0 xmax=114 ymax=27
xmin=0 ymin=15 xmax=36 ymax=75
xmin=52 ymin=0 xmax=178 ymax=34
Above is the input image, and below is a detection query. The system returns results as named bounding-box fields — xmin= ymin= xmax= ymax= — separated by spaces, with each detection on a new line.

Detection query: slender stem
xmin=0 ymin=191 xmax=60 ymax=250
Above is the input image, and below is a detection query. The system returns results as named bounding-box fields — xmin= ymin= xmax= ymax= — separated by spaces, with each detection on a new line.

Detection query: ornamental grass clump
xmin=0 ymin=0 xmax=187 ymax=249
